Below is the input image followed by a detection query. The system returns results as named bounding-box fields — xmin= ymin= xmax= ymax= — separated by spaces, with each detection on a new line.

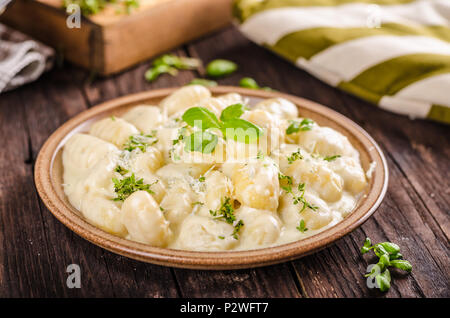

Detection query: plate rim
xmin=34 ymin=86 xmax=389 ymax=270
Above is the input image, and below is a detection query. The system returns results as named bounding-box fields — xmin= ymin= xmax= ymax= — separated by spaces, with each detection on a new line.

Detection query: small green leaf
xmin=221 ymin=118 xmax=263 ymax=143
xmin=182 ymin=107 xmax=222 ymax=130
xmin=389 ymin=252 xmax=403 ymax=261
xmin=379 ymin=254 xmax=391 ymax=267
xmin=188 ymin=78 xmax=218 ymax=87
xmin=239 ymin=77 xmax=259 ymax=89
xmin=377 ymin=242 xmax=401 ymax=255
xmin=206 ymin=59 xmax=238 ymax=78
xmin=364 ymin=237 xmax=372 ymax=247
xmin=220 ymin=103 xmax=246 ymax=122
xmin=361 ymin=246 xmax=371 ymax=254
xmin=390 ymin=260 xmax=412 ymax=272
xmin=376 ymin=269 xmax=391 ymax=292
xmin=374 ymin=244 xmax=389 ymax=258
xmin=145 ymin=64 xmax=178 ymax=82
xmin=296 ymin=219 xmax=308 ymax=233
xmin=153 ymin=54 xmax=201 ymax=70
xmin=323 ymin=155 xmax=341 ymax=162
xmin=286 ymin=118 xmax=314 ymax=134
xmin=184 ymin=131 xmax=218 ymax=154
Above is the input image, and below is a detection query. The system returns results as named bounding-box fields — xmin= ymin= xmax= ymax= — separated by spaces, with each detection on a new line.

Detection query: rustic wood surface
xmin=0 ymin=26 xmax=448 ymax=298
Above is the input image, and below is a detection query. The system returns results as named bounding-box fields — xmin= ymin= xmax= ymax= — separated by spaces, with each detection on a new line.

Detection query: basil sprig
xmin=361 ymin=237 xmax=412 ymax=292
xmin=181 ymin=104 xmax=263 ymax=153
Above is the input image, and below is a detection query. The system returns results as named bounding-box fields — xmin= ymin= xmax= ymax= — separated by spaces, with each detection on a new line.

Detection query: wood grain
xmin=0 ymin=25 xmax=448 ymax=297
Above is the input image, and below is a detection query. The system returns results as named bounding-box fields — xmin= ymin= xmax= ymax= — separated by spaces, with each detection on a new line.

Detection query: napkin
xmin=233 ymin=0 xmax=450 ymax=124
xmin=0 ymin=23 xmax=54 ymax=93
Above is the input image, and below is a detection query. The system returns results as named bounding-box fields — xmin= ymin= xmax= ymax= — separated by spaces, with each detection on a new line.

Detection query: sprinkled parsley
xmin=323 ymin=155 xmax=341 ymax=162
xmin=278 ymin=172 xmax=293 ymax=186
xmin=114 ymin=165 xmax=129 ymax=176
xmin=209 ymin=197 xmax=244 ymax=240
xmin=287 ymin=148 xmax=303 ymax=164
xmin=123 ymin=133 xmax=158 ymax=152
xmin=112 ymin=173 xmax=158 ymax=202
xmin=286 ymin=118 xmax=314 ymax=134
xmin=198 ymin=175 xmax=206 ymax=182
xmin=296 ymin=219 xmax=308 ymax=233
xmin=282 ymin=182 xmax=318 ymax=213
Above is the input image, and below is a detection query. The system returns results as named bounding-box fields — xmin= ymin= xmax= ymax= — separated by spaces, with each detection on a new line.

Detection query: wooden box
xmin=1 ymin=0 xmax=233 ymax=75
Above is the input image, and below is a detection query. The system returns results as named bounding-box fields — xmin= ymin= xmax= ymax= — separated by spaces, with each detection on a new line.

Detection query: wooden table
xmin=0 ymin=26 xmax=448 ymax=298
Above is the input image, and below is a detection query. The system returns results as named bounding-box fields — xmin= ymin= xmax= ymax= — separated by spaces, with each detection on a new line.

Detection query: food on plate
xmin=62 ymin=86 xmax=370 ymax=251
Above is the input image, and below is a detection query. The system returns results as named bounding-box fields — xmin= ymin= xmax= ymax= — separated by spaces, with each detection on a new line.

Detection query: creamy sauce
xmin=62 ymin=86 xmax=369 ymax=251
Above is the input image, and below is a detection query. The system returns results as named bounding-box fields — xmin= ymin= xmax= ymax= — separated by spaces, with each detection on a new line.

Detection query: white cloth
xmin=0 ymin=23 xmax=54 ymax=93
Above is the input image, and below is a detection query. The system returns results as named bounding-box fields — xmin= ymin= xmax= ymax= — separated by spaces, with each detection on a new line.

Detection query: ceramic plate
xmin=34 ymin=87 xmax=388 ymax=269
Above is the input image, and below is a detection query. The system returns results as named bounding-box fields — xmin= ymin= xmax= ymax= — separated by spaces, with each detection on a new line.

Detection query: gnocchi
xmin=62 ymin=86 xmax=369 ymax=251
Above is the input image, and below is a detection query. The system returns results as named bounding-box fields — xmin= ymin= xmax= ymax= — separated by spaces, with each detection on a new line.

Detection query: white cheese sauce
xmin=62 ymin=86 xmax=369 ymax=251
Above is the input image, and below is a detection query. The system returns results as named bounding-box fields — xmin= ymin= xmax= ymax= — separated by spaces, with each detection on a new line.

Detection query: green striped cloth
xmin=233 ymin=0 xmax=450 ymax=124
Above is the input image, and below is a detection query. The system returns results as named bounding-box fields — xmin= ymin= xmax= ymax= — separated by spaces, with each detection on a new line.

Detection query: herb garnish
xmin=114 ymin=165 xmax=129 ymax=176
xmin=239 ymin=77 xmax=273 ymax=91
xmin=123 ymin=133 xmax=157 ymax=152
xmin=296 ymin=220 xmax=308 ymax=233
xmin=324 ymin=155 xmax=341 ymax=162
xmin=287 ymin=148 xmax=303 ymax=164
xmin=282 ymin=182 xmax=318 ymax=213
xmin=181 ymin=104 xmax=262 ymax=153
xmin=286 ymin=119 xmax=314 ymax=134
xmin=145 ymin=54 xmax=202 ymax=82
xmin=112 ymin=173 xmax=158 ymax=202
xmin=209 ymin=197 xmax=244 ymax=240
xmin=206 ymin=59 xmax=237 ymax=78
xmin=361 ymin=237 xmax=412 ymax=292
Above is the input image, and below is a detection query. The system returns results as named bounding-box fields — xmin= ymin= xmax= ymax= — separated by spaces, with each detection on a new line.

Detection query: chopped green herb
xmin=198 ymin=176 xmax=206 ymax=182
xmin=210 ymin=197 xmax=244 ymax=240
xmin=282 ymin=182 xmax=318 ymax=213
xmin=110 ymin=115 xmax=116 ymax=121
xmin=232 ymin=220 xmax=244 ymax=240
xmin=63 ymin=0 xmax=140 ymax=16
xmin=239 ymin=77 xmax=259 ymax=89
xmin=323 ymin=155 xmax=341 ymax=162
xmin=256 ymin=150 xmax=264 ymax=160
xmin=114 ymin=165 xmax=129 ymax=176
xmin=145 ymin=64 xmax=178 ymax=82
xmin=361 ymin=237 xmax=412 ymax=292
xmin=153 ymin=54 xmax=202 ymax=70
xmin=278 ymin=172 xmax=293 ymax=186
xmin=159 ymin=206 xmax=165 ymax=212
xmin=123 ymin=133 xmax=158 ymax=152
xmin=192 ymin=201 xmax=204 ymax=207
xmin=286 ymin=119 xmax=314 ymax=134
xmin=206 ymin=59 xmax=237 ymax=78
xmin=287 ymin=149 xmax=303 ymax=164
xmin=218 ymin=236 xmax=225 ymax=240
xmin=239 ymin=77 xmax=273 ymax=91
xmin=296 ymin=219 xmax=308 ymax=233
xmin=112 ymin=173 xmax=158 ymax=202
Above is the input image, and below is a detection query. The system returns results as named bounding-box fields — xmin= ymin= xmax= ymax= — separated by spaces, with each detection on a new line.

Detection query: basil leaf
xmin=377 ymin=242 xmax=400 ymax=255
xmin=206 ymin=59 xmax=238 ymax=78
xmin=286 ymin=118 xmax=314 ymax=134
xmin=375 ymin=269 xmax=391 ymax=292
xmin=239 ymin=77 xmax=259 ymax=89
xmin=221 ymin=118 xmax=263 ymax=143
xmin=220 ymin=103 xmax=246 ymax=122
xmin=182 ymin=107 xmax=221 ymax=130
xmin=390 ymin=260 xmax=412 ymax=272
xmin=184 ymin=131 xmax=218 ymax=154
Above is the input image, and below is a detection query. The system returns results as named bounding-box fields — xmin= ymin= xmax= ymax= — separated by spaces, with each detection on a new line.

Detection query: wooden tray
xmin=34 ymin=87 xmax=388 ymax=270
xmin=1 ymin=0 xmax=233 ymax=75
